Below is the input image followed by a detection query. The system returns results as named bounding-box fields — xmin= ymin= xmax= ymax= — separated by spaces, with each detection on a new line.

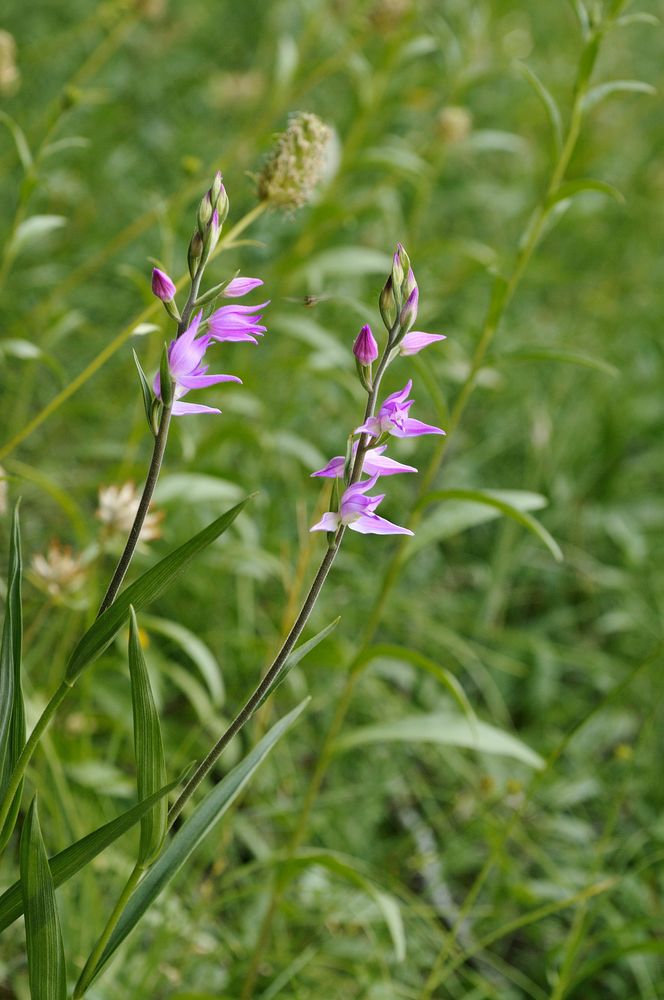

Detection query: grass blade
xmin=252 ymin=617 xmax=340 ymax=714
xmin=0 ymin=778 xmax=179 ymax=932
xmin=0 ymin=502 xmax=25 ymax=850
xmin=65 ymin=496 xmax=252 ymax=682
xmin=20 ymin=799 xmax=67 ymax=1000
xmin=128 ymin=607 xmax=167 ymax=865
xmin=88 ymin=699 xmax=309 ymax=988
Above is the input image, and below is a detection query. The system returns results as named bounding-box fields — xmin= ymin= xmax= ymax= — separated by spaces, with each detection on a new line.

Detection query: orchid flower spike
xmin=312 ymin=444 xmax=416 ymax=479
xmin=356 ymin=380 xmax=445 ymax=439
xmin=154 ymin=311 xmax=240 ymax=415
xmin=311 ymin=474 xmax=413 ymax=536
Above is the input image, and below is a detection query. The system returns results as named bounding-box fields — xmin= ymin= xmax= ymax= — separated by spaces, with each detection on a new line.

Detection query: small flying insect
xmin=283 ymin=292 xmax=335 ymax=309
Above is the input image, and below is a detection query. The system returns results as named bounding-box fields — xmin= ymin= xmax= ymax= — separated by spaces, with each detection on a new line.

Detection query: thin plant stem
xmin=73 ymin=861 xmax=144 ymax=998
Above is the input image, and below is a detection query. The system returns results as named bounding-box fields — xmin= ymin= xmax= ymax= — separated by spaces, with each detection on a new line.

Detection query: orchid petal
xmin=349 ymin=513 xmax=414 ymax=535
xmin=310 ymin=512 xmax=341 ymax=533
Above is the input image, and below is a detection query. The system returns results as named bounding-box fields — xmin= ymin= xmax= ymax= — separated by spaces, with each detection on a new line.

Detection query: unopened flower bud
xmin=197 ymin=191 xmax=213 ymax=234
xmin=258 ymin=111 xmax=332 ymax=211
xmin=151 ymin=267 xmax=176 ymax=302
xmin=379 ymin=275 xmax=397 ymax=330
xmin=211 ymin=170 xmax=224 ymax=205
xmin=204 ymin=209 xmax=221 ymax=255
xmin=402 ymin=266 xmax=417 ymax=300
xmin=399 ymin=286 xmax=419 ymax=334
xmin=187 ymin=231 xmax=204 ymax=278
xmin=391 ymin=243 xmax=410 ymax=303
xmin=353 ymin=324 xmax=378 ymax=365
xmin=215 ymin=182 xmax=229 ymax=224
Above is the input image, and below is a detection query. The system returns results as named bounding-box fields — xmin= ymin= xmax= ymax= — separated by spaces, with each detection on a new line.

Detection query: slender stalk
xmin=73 ymin=861 xmax=143 ymax=998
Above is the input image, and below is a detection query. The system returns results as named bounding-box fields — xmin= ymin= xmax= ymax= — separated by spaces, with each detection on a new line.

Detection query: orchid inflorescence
xmin=310 ymin=243 xmax=446 ymax=538
xmin=142 ymin=172 xmax=269 ymax=428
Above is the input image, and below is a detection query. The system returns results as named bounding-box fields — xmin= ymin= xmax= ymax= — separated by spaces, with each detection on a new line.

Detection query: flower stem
xmin=73 ymin=861 xmax=144 ymax=998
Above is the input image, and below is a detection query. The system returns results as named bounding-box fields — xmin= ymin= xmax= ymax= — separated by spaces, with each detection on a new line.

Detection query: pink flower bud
xmin=353 ymin=324 xmax=379 ymax=365
xmin=399 ymin=286 xmax=419 ymax=333
xmin=151 ymin=267 xmax=176 ymax=302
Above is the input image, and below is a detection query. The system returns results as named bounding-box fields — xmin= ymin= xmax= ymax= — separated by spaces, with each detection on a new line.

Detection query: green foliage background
xmin=1 ymin=0 xmax=663 ymax=996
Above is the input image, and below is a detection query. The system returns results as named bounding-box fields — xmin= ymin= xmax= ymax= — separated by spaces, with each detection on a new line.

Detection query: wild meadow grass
xmin=1 ymin=0 xmax=663 ymax=997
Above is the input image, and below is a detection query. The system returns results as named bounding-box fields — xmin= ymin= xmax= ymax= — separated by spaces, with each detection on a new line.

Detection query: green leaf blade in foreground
xmin=334 ymin=712 xmax=545 ymax=770
xmin=252 ymin=617 xmax=341 ymax=715
xmin=128 ymin=608 xmax=168 ymax=866
xmin=20 ymin=799 xmax=67 ymax=1000
xmin=0 ymin=502 xmax=25 ymax=850
xmin=0 ymin=779 xmax=179 ymax=932
xmin=89 ymin=699 xmax=309 ymax=987
xmin=66 ymin=496 xmax=252 ymax=682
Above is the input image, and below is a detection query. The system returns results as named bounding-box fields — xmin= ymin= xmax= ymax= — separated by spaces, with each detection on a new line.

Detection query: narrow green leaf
xmin=418 ymin=488 xmax=563 ymax=563
xmin=0 ymin=779 xmax=179 ymax=932
xmin=353 ymin=644 xmax=475 ymax=725
xmin=90 ymin=700 xmax=309 ymax=986
xmin=252 ymin=618 xmax=341 ymax=714
xmin=281 ymin=849 xmax=406 ymax=961
xmin=486 ymin=346 xmax=618 ymax=378
xmin=132 ymin=349 xmax=156 ymax=432
xmin=548 ymin=178 xmax=625 ymax=208
xmin=616 ymin=13 xmax=659 ymax=27
xmin=20 ymin=799 xmax=67 ymax=1000
xmin=128 ymin=608 xmax=168 ymax=866
xmin=65 ymin=496 xmax=252 ymax=681
xmin=334 ymin=712 xmax=545 ymax=769
xmin=0 ymin=111 xmax=32 ymax=171
xmin=569 ymin=0 xmax=590 ymax=38
xmin=0 ymin=502 xmax=25 ymax=850
xmin=582 ymin=79 xmax=656 ymax=112
xmin=11 ymin=215 xmax=67 ymax=256
xmin=142 ymin=614 xmax=224 ymax=706
xmin=517 ymin=62 xmax=563 ymax=156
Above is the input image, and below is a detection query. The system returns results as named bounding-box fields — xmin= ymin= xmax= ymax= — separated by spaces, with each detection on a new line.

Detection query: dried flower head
xmin=30 ymin=542 xmax=87 ymax=598
xmin=258 ymin=112 xmax=332 ymax=211
xmin=97 ymin=482 xmax=163 ymax=542
xmin=0 ymin=30 xmax=19 ymax=96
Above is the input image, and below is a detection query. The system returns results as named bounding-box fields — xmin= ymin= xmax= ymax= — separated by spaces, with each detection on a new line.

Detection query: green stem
xmin=73 ymin=861 xmax=143 ymax=998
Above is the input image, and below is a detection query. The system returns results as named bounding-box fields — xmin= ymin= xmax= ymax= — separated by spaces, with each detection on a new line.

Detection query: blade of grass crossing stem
xmin=0 ymin=502 xmax=25 ymax=850
xmin=128 ymin=607 xmax=167 ymax=866
xmin=87 ymin=699 xmax=309 ymax=989
xmin=0 ymin=778 xmax=180 ymax=932
xmin=20 ymin=799 xmax=67 ymax=1000
xmin=65 ymin=495 xmax=253 ymax=682
xmin=252 ymin=618 xmax=341 ymax=714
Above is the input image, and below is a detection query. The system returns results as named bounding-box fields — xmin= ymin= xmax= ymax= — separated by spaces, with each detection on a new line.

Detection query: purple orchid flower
xmin=398 ymin=331 xmax=446 ymax=356
xmin=310 ymin=474 xmax=413 ymax=536
xmin=311 ymin=444 xmax=417 ymax=479
xmin=207 ymin=301 xmax=269 ymax=344
xmin=355 ymin=379 xmax=445 ymax=439
xmin=154 ymin=311 xmax=240 ymax=416
xmin=353 ymin=324 xmax=378 ymax=365
xmin=223 ymin=276 xmax=264 ymax=298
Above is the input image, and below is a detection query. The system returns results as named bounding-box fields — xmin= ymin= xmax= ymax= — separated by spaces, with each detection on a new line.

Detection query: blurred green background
xmin=1 ymin=0 xmax=663 ymax=997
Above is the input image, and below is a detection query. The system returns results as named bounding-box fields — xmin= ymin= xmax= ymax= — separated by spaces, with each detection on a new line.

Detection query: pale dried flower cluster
xmin=437 ymin=106 xmax=473 ymax=145
xmin=96 ymin=482 xmax=163 ymax=543
xmin=0 ymin=31 xmax=19 ymax=96
xmin=30 ymin=542 xmax=86 ymax=598
xmin=258 ymin=111 xmax=332 ymax=210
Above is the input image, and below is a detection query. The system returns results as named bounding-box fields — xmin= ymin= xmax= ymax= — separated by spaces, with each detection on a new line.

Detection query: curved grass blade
xmin=418 ymin=488 xmax=563 ymax=563
xmin=66 ymin=496 xmax=252 ymax=682
xmin=353 ymin=644 xmax=475 ymax=725
xmin=548 ymin=177 xmax=625 ymax=207
xmin=517 ymin=62 xmax=563 ymax=157
xmin=88 ymin=699 xmax=309 ymax=988
xmin=582 ymin=78 xmax=656 ymax=112
xmin=0 ymin=778 xmax=180 ymax=932
xmin=0 ymin=502 xmax=25 ymax=850
xmin=20 ymin=799 xmax=67 ymax=1000
xmin=334 ymin=712 xmax=545 ymax=769
xmin=128 ymin=608 xmax=167 ymax=866
xmin=486 ymin=346 xmax=618 ymax=378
